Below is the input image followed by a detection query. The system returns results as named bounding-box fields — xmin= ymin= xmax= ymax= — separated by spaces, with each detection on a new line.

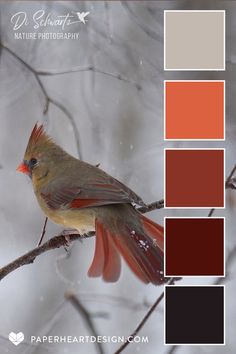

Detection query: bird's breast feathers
xmin=36 ymin=192 xmax=96 ymax=233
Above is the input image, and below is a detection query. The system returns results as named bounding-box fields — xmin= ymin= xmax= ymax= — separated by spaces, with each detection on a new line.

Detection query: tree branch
xmin=137 ymin=199 xmax=164 ymax=213
xmin=0 ymin=231 xmax=94 ymax=282
xmin=0 ymin=199 xmax=163 ymax=282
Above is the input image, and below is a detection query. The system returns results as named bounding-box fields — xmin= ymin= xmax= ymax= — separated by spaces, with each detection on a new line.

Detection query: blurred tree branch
xmin=214 ymin=244 xmax=236 ymax=285
xmin=166 ymin=345 xmax=178 ymax=354
xmin=0 ymin=199 xmax=164 ymax=282
xmin=114 ymin=277 xmax=177 ymax=354
xmin=0 ymin=42 xmax=83 ymax=159
xmin=65 ymin=290 xmax=105 ymax=354
xmin=0 ymin=41 xmax=142 ymax=161
xmin=69 ymin=292 xmax=162 ymax=312
xmin=208 ymin=164 xmax=236 ymax=217
xmin=36 ymin=66 xmax=142 ymax=91
xmin=121 ymin=1 xmax=162 ymax=42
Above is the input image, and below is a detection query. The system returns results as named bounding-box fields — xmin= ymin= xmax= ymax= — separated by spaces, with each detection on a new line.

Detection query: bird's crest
xmin=25 ymin=123 xmax=53 ymax=155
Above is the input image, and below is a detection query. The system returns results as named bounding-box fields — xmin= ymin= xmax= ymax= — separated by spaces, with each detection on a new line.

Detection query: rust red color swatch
xmin=165 ymin=149 xmax=224 ymax=208
xmin=165 ymin=286 xmax=224 ymax=344
xmin=165 ymin=218 xmax=224 ymax=276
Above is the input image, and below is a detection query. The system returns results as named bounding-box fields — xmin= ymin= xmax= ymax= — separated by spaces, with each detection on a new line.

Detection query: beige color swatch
xmin=165 ymin=11 xmax=225 ymax=70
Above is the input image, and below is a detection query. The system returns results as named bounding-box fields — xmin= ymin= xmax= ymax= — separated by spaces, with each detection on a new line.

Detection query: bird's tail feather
xmin=88 ymin=212 xmax=165 ymax=285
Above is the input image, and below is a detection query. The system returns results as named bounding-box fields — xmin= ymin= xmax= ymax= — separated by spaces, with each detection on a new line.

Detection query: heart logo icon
xmin=8 ymin=332 xmax=24 ymax=346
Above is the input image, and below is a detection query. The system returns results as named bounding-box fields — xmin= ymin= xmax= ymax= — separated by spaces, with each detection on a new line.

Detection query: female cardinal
xmin=17 ymin=123 xmax=165 ymax=285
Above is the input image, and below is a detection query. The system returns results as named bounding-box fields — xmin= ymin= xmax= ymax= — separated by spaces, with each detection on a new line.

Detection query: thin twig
xmin=37 ymin=66 xmax=94 ymax=76
xmin=208 ymin=164 xmax=236 ymax=217
xmin=37 ymin=217 xmax=48 ymax=246
xmin=22 ymin=302 xmax=66 ymax=354
xmin=73 ymin=292 xmax=154 ymax=311
xmin=214 ymin=244 xmax=236 ymax=285
xmin=121 ymin=1 xmax=162 ymax=42
xmin=114 ymin=277 xmax=176 ymax=354
xmin=54 ymin=244 xmax=76 ymax=286
xmin=225 ymin=164 xmax=236 ymax=188
xmin=48 ymin=97 xmax=82 ymax=154
xmin=37 ymin=66 xmax=142 ymax=91
xmin=208 ymin=208 xmax=215 ymax=217
xmin=0 ymin=42 xmax=143 ymax=158
xmin=166 ymin=345 xmax=178 ymax=354
xmin=65 ymin=291 xmax=104 ymax=354
xmin=1 ymin=43 xmax=48 ymax=102
xmin=0 ymin=199 xmax=163 ymax=282
xmin=0 ymin=42 xmax=82 ymax=159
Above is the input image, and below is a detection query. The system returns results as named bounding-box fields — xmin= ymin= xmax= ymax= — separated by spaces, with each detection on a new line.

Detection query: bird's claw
xmin=61 ymin=229 xmax=80 ymax=248
xmin=64 ymin=235 xmax=71 ymax=248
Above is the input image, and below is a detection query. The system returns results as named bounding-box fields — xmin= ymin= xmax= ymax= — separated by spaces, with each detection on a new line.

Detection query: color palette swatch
xmin=165 ymin=149 xmax=224 ymax=208
xmin=163 ymin=8 xmax=226 ymax=347
xmin=165 ymin=81 xmax=225 ymax=140
xmin=165 ymin=286 xmax=225 ymax=344
xmin=165 ymin=218 xmax=224 ymax=276
xmin=164 ymin=10 xmax=225 ymax=70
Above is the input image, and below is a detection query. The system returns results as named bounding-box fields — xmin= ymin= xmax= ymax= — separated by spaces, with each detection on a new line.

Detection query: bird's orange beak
xmin=16 ymin=162 xmax=30 ymax=174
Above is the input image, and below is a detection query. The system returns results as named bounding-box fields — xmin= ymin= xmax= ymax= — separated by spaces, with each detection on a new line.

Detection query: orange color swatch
xmin=165 ymin=81 xmax=224 ymax=140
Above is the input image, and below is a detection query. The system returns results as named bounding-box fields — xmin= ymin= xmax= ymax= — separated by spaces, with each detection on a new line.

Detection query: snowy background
xmin=0 ymin=1 xmax=235 ymax=353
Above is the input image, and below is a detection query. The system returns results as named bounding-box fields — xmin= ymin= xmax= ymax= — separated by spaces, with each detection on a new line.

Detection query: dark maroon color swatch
xmin=165 ymin=218 xmax=224 ymax=276
xmin=165 ymin=286 xmax=224 ymax=344
xmin=165 ymin=149 xmax=224 ymax=207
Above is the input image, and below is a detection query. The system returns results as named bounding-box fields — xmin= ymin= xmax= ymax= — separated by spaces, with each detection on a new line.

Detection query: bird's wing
xmin=40 ymin=175 xmax=145 ymax=210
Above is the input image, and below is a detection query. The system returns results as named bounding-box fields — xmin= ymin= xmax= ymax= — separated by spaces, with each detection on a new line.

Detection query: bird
xmin=74 ymin=12 xmax=90 ymax=24
xmin=17 ymin=123 xmax=166 ymax=285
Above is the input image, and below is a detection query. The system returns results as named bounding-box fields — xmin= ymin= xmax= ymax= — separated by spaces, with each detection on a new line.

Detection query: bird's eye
xmin=29 ymin=158 xmax=38 ymax=168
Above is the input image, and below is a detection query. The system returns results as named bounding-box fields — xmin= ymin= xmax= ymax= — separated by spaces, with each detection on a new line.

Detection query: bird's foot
xmin=61 ymin=229 xmax=79 ymax=248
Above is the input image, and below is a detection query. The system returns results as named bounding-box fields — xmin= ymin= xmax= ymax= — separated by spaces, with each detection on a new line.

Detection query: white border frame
xmin=164 ymin=10 xmax=226 ymax=71
xmin=164 ymin=148 xmax=226 ymax=209
xmin=163 ymin=80 xmax=225 ymax=141
xmin=164 ymin=284 xmax=225 ymax=345
xmin=164 ymin=216 xmax=225 ymax=277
